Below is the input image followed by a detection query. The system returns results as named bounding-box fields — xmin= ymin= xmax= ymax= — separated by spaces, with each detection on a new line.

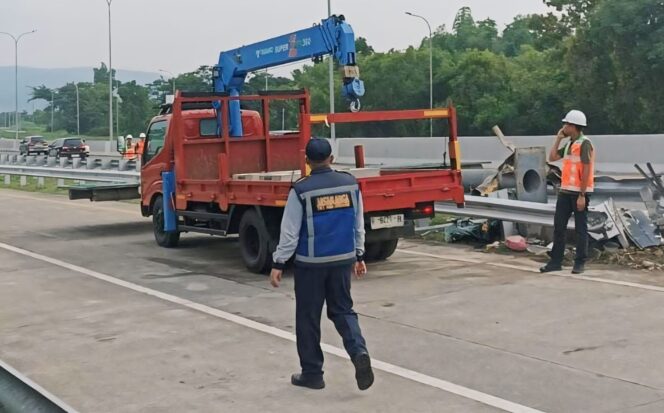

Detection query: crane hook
xmin=349 ymin=99 xmax=361 ymax=113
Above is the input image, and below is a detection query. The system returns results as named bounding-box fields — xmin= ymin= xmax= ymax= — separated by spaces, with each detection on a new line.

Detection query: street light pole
xmin=0 ymin=30 xmax=36 ymax=142
xmin=73 ymin=82 xmax=80 ymax=136
xmin=327 ymin=0 xmax=336 ymax=145
xmin=105 ymin=0 xmax=114 ymax=142
xmin=50 ymin=91 xmax=54 ymax=133
xmin=405 ymin=12 xmax=433 ymax=137
xmin=158 ymin=69 xmax=175 ymax=95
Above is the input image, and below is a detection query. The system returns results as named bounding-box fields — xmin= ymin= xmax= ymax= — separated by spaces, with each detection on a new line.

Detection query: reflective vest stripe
xmin=295 ymin=251 xmax=357 ymax=263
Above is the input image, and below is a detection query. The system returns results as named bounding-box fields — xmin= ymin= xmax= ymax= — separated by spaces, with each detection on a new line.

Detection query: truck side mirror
xmin=116 ymin=136 xmax=126 ymax=153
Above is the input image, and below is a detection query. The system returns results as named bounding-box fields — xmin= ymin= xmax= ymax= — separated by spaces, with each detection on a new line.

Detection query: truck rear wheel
xmin=152 ymin=195 xmax=180 ymax=248
xmin=239 ymin=210 xmax=275 ymax=274
xmin=365 ymin=239 xmax=399 ymax=261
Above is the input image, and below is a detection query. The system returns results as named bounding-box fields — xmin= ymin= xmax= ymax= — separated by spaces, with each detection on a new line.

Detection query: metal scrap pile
xmin=430 ymin=129 xmax=663 ymax=260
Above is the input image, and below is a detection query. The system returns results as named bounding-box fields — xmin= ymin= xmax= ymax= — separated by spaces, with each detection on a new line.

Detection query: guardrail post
xmin=26 ymin=155 xmax=36 ymax=165
xmin=19 ymin=176 xmax=27 ymax=187
xmin=118 ymin=159 xmax=129 ymax=171
xmin=0 ymin=154 xmax=7 ymax=163
xmin=18 ymin=155 xmax=26 ymax=164
xmin=57 ymin=179 xmax=65 ymax=187
xmin=37 ymin=177 xmax=45 ymax=188
xmin=3 ymin=175 xmax=10 ymax=185
xmin=35 ymin=155 xmax=46 ymax=166
xmin=72 ymin=158 xmax=82 ymax=169
xmin=46 ymin=157 xmax=57 ymax=167
xmin=59 ymin=158 xmax=68 ymax=168
xmin=101 ymin=159 xmax=112 ymax=170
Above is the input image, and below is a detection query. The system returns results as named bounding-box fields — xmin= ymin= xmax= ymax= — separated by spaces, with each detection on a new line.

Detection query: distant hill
xmin=0 ymin=66 xmax=160 ymax=113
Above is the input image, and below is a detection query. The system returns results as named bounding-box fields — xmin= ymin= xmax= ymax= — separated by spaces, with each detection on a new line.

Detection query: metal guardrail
xmin=436 ymin=196 xmax=558 ymax=227
xmin=0 ymin=165 xmax=138 ymax=183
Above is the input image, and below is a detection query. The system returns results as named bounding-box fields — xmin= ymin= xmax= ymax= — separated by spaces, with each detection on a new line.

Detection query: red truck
xmin=116 ymin=90 xmax=464 ymax=273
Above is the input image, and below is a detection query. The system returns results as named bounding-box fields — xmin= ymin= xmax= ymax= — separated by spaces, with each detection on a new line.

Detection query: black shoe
xmin=291 ymin=374 xmax=325 ymax=390
xmin=540 ymin=263 xmax=562 ymax=273
xmin=352 ymin=352 xmax=374 ymax=391
xmin=572 ymin=262 xmax=585 ymax=274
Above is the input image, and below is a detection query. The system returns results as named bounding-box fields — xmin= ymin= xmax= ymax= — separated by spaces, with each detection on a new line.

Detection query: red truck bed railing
xmin=168 ymin=91 xmax=464 ymax=212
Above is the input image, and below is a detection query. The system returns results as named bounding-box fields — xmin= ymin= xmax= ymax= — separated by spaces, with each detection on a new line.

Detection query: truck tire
xmin=365 ymin=239 xmax=399 ymax=261
xmin=239 ymin=209 xmax=275 ymax=274
xmin=152 ymin=195 xmax=180 ymax=248
xmin=376 ymin=238 xmax=399 ymax=260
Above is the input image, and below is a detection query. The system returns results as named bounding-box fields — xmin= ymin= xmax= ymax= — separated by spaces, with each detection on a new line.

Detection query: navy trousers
xmin=294 ymin=264 xmax=368 ymax=378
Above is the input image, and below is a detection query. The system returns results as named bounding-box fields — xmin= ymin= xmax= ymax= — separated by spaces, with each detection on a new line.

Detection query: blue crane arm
xmin=212 ymin=15 xmax=365 ymax=136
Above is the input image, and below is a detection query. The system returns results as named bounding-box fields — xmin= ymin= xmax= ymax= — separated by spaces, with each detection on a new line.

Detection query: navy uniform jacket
xmin=272 ymin=167 xmax=365 ymax=269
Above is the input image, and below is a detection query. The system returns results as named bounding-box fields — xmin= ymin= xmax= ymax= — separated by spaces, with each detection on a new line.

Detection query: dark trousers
xmin=550 ymin=192 xmax=589 ymax=265
xmin=294 ymin=264 xmax=368 ymax=378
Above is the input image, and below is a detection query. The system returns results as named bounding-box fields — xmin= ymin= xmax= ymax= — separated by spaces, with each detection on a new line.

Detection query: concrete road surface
xmin=1 ymin=188 xmax=664 ymax=412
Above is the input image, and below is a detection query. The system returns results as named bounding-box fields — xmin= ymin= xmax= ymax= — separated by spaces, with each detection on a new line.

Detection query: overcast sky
xmin=1 ymin=0 xmax=550 ymax=76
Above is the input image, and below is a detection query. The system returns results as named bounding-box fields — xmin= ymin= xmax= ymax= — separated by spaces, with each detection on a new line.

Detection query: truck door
xmin=141 ymin=120 xmax=170 ymax=204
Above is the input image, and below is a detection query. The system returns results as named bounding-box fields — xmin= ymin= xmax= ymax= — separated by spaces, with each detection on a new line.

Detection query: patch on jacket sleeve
xmin=313 ymin=192 xmax=353 ymax=212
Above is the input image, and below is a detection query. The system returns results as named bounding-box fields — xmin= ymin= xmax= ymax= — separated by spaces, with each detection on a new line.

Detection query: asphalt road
xmin=1 ymin=188 xmax=664 ymax=412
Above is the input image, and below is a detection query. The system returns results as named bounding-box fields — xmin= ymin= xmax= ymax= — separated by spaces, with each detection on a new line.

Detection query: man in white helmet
xmin=541 ymin=110 xmax=595 ymax=274
xmin=123 ymin=134 xmax=135 ymax=160
xmin=136 ymin=132 xmax=146 ymax=156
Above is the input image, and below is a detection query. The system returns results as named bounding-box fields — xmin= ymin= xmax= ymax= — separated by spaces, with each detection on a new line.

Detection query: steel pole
xmin=74 ymin=83 xmax=80 ymax=136
xmin=106 ymin=0 xmax=113 ymax=142
xmin=328 ymin=0 xmax=336 ymax=144
xmin=50 ymin=91 xmax=54 ymax=132
xmin=405 ymin=12 xmax=433 ymax=137
xmin=0 ymin=30 xmax=35 ymax=142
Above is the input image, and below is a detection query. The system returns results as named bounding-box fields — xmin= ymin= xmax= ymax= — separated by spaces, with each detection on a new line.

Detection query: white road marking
xmin=397 ymin=249 xmax=664 ymax=293
xmin=0 ymin=358 xmax=79 ymax=413
xmin=0 ymin=241 xmax=543 ymax=413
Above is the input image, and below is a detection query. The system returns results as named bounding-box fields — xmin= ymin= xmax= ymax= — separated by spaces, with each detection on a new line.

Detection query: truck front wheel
xmin=152 ymin=195 xmax=180 ymax=248
xmin=239 ymin=210 xmax=275 ymax=274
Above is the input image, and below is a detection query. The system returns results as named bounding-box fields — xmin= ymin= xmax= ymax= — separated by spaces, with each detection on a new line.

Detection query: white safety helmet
xmin=562 ymin=110 xmax=587 ymax=127
xmin=139 ymin=133 xmax=146 ymax=138
xmin=125 ymin=134 xmax=133 ymax=140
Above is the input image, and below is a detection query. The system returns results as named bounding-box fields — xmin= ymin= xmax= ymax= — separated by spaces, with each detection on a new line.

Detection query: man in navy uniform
xmin=270 ymin=138 xmax=373 ymax=391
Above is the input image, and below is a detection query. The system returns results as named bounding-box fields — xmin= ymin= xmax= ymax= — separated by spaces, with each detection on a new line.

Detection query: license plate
xmin=71 ymin=154 xmax=79 ymax=158
xmin=370 ymin=214 xmax=404 ymax=229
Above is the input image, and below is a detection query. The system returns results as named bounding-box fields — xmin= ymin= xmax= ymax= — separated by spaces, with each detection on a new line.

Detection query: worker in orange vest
xmin=123 ymin=134 xmax=136 ymax=160
xmin=136 ymin=133 xmax=146 ymax=157
xmin=541 ymin=110 xmax=595 ymax=274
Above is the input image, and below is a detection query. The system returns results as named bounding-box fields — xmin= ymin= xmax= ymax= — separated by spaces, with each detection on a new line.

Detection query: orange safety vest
xmin=123 ymin=143 xmax=136 ymax=160
xmin=560 ymin=135 xmax=594 ymax=193
xmin=136 ymin=140 xmax=145 ymax=155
